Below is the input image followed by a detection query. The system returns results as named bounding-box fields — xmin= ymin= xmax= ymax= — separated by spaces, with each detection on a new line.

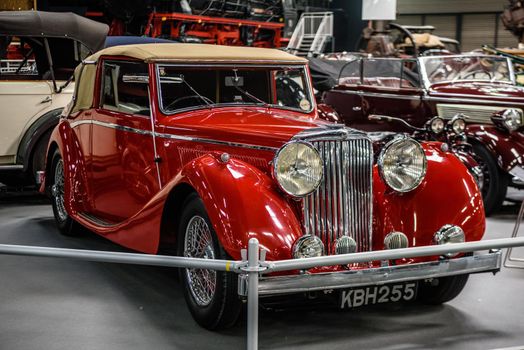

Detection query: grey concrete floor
xmin=0 ymin=191 xmax=524 ymax=350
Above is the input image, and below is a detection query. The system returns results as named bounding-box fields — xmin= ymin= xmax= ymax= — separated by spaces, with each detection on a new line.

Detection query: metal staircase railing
xmin=287 ymin=12 xmax=334 ymax=57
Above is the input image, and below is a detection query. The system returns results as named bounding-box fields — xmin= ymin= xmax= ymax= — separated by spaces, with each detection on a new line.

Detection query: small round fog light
xmin=433 ymin=224 xmax=465 ymax=257
xmin=428 ymin=117 xmax=445 ymax=134
xmin=384 ymin=231 xmax=409 ymax=249
xmin=293 ymin=235 xmax=324 ymax=259
xmin=335 ymin=236 xmax=357 ymax=255
xmin=450 ymin=117 xmax=466 ymax=134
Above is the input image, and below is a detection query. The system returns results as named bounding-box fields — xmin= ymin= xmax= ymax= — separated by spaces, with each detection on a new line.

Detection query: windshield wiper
xmin=231 ymin=69 xmax=269 ymax=107
xmin=182 ymin=78 xmax=213 ymax=108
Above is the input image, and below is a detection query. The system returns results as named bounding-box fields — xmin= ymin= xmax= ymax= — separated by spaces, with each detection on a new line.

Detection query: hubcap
xmin=53 ymin=159 xmax=68 ymax=222
xmin=184 ymin=215 xmax=217 ymax=307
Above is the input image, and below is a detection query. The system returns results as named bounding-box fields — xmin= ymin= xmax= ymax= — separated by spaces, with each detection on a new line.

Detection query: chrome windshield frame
xmin=154 ymin=63 xmax=316 ymax=116
xmin=418 ymin=54 xmax=516 ymax=90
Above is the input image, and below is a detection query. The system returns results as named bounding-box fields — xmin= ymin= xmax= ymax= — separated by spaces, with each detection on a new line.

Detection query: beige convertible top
xmin=71 ymin=43 xmax=306 ymax=113
xmin=87 ymin=43 xmax=307 ymax=63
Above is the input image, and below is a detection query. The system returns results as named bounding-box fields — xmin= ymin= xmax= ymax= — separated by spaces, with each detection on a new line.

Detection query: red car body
xmin=42 ymin=44 xmax=497 ymax=329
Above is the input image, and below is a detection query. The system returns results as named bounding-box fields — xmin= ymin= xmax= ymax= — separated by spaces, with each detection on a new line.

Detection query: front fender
xmin=179 ymin=154 xmax=303 ymax=261
xmin=466 ymin=124 xmax=524 ymax=172
xmin=373 ymin=142 xmax=485 ymax=253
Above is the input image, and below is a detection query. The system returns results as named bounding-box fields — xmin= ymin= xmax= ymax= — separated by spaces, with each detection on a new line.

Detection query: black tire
xmin=177 ymin=193 xmax=241 ymax=330
xmin=472 ymin=142 xmax=508 ymax=216
xmin=31 ymin=129 xmax=53 ymax=185
xmin=417 ymin=274 xmax=469 ymax=304
xmin=50 ymin=149 xmax=80 ymax=236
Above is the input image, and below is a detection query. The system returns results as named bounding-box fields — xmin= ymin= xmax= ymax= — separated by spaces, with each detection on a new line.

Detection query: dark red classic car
xmin=44 ymin=44 xmax=498 ymax=330
xmin=319 ymin=54 xmax=524 ymax=215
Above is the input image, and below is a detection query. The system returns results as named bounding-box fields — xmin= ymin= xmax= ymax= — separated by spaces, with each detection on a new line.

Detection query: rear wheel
xmin=177 ymin=193 xmax=241 ymax=330
xmin=472 ymin=142 xmax=508 ymax=216
xmin=417 ymin=274 xmax=469 ymax=304
xmin=50 ymin=149 xmax=79 ymax=236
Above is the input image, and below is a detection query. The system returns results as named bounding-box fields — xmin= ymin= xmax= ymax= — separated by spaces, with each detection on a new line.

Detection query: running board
xmin=0 ymin=165 xmax=23 ymax=171
xmin=78 ymin=212 xmax=119 ymax=228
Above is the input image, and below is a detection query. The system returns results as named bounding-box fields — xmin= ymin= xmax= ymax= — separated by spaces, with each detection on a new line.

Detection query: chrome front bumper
xmin=258 ymin=251 xmax=501 ymax=295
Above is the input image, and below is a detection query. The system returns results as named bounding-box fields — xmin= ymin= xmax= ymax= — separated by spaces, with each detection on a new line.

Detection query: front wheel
xmin=472 ymin=142 xmax=508 ymax=216
xmin=177 ymin=193 xmax=241 ymax=330
xmin=50 ymin=150 xmax=79 ymax=236
xmin=417 ymin=274 xmax=469 ymax=304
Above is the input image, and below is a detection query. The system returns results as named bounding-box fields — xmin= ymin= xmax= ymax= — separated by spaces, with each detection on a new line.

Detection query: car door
xmin=89 ymin=59 xmax=160 ymax=223
xmin=0 ymin=62 xmax=52 ymax=164
xmin=358 ymin=58 xmax=425 ymax=132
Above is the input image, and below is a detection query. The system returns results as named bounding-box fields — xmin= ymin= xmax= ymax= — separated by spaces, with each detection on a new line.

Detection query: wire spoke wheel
xmin=52 ymin=158 xmax=67 ymax=222
xmin=184 ymin=215 xmax=217 ymax=307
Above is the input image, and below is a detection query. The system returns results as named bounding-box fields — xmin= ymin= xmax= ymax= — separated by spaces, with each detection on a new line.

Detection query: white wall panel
xmin=398 ymin=0 xmax=504 ymax=14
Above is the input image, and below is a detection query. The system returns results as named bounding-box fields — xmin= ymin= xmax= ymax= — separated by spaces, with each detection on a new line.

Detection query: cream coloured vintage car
xmin=0 ymin=11 xmax=108 ymax=186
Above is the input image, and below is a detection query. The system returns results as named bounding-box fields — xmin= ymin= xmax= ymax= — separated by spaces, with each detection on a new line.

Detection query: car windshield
xmin=156 ymin=64 xmax=314 ymax=113
xmin=420 ymin=55 xmax=513 ymax=85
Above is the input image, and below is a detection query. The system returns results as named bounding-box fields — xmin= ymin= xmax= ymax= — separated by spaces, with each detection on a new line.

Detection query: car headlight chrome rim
xmin=501 ymin=108 xmax=522 ymax=132
xmin=449 ymin=115 xmax=466 ymax=134
xmin=428 ymin=117 xmax=445 ymax=134
xmin=378 ymin=136 xmax=427 ymax=193
xmin=273 ymin=141 xmax=323 ymax=197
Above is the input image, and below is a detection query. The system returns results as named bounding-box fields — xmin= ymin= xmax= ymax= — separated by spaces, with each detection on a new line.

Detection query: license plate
xmin=339 ymin=282 xmax=417 ymax=309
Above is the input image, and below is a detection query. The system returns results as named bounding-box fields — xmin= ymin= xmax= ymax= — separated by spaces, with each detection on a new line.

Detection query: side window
xmin=362 ymin=59 xmax=402 ymax=88
xmin=0 ymin=36 xmax=38 ymax=78
xmin=101 ymin=60 xmax=150 ymax=116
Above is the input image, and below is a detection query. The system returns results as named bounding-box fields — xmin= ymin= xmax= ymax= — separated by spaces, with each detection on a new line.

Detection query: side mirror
xmin=159 ymin=74 xmax=184 ymax=84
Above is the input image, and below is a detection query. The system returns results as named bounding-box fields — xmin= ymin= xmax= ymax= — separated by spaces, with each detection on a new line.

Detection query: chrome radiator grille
xmin=303 ymin=137 xmax=373 ymax=254
xmin=436 ymin=104 xmax=518 ymax=124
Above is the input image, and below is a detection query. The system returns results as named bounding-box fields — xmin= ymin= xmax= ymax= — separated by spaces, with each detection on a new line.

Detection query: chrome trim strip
xmin=426 ymin=93 xmax=524 ymax=103
xmin=425 ymin=95 xmax=524 ymax=106
xmin=0 ymin=165 xmax=23 ymax=170
xmin=70 ymin=119 xmax=278 ymax=151
xmin=258 ymin=251 xmax=501 ymax=295
xmin=148 ymin=88 xmax=163 ymax=189
xmin=336 ymin=89 xmax=423 ymax=101
xmin=157 ymin=132 xmax=278 ymax=151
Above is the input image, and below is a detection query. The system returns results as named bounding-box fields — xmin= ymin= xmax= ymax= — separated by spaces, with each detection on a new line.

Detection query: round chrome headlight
xmin=273 ymin=141 xmax=323 ymax=197
xmin=378 ymin=136 xmax=427 ymax=193
xmin=293 ymin=235 xmax=324 ymax=259
xmin=450 ymin=116 xmax=466 ymax=134
xmin=501 ymin=109 xmax=522 ymax=131
xmin=428 ymin=117 xmax=445 ymax=134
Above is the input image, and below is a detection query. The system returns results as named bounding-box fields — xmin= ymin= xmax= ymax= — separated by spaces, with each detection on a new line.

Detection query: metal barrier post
xmin=247 ymin=238 xmax=260 ymax=350
xmin=504 ymin=200 xmax=524 ymax=268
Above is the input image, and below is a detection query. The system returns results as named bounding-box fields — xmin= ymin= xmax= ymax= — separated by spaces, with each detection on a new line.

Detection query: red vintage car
xmin=318 ymin=54 xmax=524 ymax=215
xmin=43 ymin=44 xmax=498 ymax=330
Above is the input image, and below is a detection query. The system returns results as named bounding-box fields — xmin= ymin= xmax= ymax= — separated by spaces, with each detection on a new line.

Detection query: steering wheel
xmin=165 ymin=95 xmax=213 ymax=111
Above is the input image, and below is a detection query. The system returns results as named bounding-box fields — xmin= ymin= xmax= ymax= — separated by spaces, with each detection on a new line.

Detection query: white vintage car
xmin=0 ymin=11 xmax=108 ymax=186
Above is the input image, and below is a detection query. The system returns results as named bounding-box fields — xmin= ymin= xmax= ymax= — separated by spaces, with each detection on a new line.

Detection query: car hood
xmin=159 ymin=107 xmax=334 ymax=151
xmin=429 ymin=82 xmax=524 ymax=102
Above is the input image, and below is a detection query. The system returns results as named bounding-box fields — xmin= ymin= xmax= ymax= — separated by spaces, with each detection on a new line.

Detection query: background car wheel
xmin=31 ymin=129 xmax=53 ymax=186
xmin=50 ymin=149 xmax=79 ymax=236
xmin=472 ymin=142 xmax=508 ymax=216
xmin=177 ymin=193 xmax=241 ymax=330
xmin=417 ymin=274 xmax=469 ymax=304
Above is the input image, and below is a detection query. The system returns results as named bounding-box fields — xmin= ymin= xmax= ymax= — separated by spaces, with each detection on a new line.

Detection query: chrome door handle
xmin=352 ymin=106 xmax=362 ymax=111
xmin=40 ymin=96 xmax=52 ymax=104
